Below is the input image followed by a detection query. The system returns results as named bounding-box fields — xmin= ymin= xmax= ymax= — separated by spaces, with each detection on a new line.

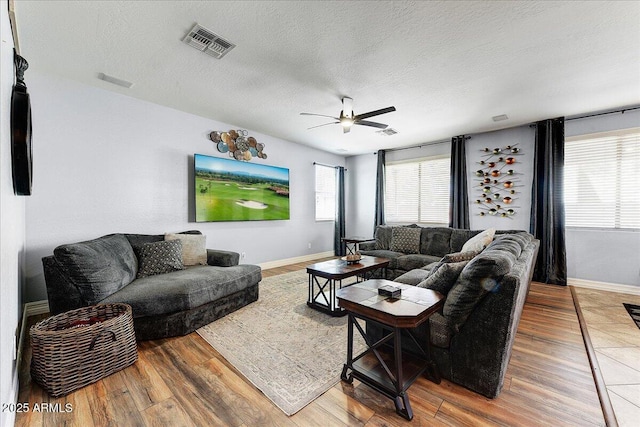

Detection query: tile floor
xmin=572 ymin=287 xmax=640 ymax=427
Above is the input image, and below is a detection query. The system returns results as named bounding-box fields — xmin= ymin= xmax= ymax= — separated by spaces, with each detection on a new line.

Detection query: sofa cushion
xmin=165 ymin=233 xmax=207 ymax=266
xmin=486 ymin=235 xmax=522 ymax=259
xmin=420 ymin=227 xmax=453 ymax=257
xmin=396 ymin=254 xmax=440 ymax=272
xmin=417 ymin=260 xmax=469 ymax=296
xmin=394 ymin=269 xmax=431 ymax=286
xmin=100 ymin=264 xmax=262 ymax=317
xmin=135 ymin=240 xmax=184 ymax=278
xmin=359 ymin=249 xmax=404 ymax=270
xmin=461 ymin=228 xmax=496 ymax=253
xmin=390 ymin=227 xmax=421 ymax=253
xmin=374 ymin=225 xmax=393 ymax=250
xmin=450 ymin=229 xmax=481 ymax=253
xmin=53 ymin=234 xmax=137 ymax=305
xmin=443 ymin=250 xmax=515 ymax=332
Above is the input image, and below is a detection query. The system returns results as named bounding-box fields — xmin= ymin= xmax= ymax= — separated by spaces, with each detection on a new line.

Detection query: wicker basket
xmin=30 ymin=303 xmax=138 ymax=397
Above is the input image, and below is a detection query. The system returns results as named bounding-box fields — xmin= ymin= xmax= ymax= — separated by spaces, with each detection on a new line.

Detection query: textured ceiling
xmin=13 ymin=1 xmax=640 ymax=155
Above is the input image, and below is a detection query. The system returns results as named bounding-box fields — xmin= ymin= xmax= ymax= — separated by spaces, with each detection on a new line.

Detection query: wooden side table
xmin=306 ymin=256 xmax=390 ymax=316
xmin=341 ymin=236 xmax=375 ymax=255
xmin=337 ymin=279 xmax=444 ymax=420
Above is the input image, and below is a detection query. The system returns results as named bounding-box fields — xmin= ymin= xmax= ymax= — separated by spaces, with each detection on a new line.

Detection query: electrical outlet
xmin=308 ymin=243 xmax=311 ymax=249
xmin=12 ymin=335 xmax=17 ymax=361
xmin=241 ymin=252 xmax=246 ymax=259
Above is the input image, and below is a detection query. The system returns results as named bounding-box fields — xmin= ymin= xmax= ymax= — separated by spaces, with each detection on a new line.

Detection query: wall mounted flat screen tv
xmin=195 ymin=154 xmax=290 ymax=222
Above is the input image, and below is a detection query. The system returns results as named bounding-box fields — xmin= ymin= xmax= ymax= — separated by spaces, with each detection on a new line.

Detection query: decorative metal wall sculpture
xmin=473 ymin=145 xmax=523 ymax=218
xmin=209 ymin=130 xmax=266 ymax=161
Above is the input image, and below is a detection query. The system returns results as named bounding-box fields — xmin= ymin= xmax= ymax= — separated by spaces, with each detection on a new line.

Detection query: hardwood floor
xmin=16 ymin=258 xmax=605 ymax=426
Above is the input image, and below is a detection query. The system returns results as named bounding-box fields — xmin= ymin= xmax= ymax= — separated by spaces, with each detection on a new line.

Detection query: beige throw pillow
xmin=461 ymin=228 xmax=496 ymax=253
xmin=165 ymin=233 xmax=207 ymax=266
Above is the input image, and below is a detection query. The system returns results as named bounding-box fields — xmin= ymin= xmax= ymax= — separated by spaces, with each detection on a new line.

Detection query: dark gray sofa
xmin=42 ymin=231 xmax=261 ymax=340
xmin=363 ymin=225 xmax=539 ymax=398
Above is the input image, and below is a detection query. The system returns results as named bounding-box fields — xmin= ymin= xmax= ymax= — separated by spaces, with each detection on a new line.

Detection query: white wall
xmin=565 ymin=108 xmax=640 ymax=286
xmin=345 ymin=152 xmax=377 ymax=238
xmin=1 ymin=1 xmax=26 ymax=425
xmin=24 ymin=72 xmax=345 ymax=302
xmin=465 ymin=125 xmax=535 ymax=231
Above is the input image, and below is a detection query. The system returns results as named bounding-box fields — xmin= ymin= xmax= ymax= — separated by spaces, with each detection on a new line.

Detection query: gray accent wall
xmin=24 ymin=71 xmax=345 ymax=302
xmin=1 ymin=2 xmax=26 ymax=424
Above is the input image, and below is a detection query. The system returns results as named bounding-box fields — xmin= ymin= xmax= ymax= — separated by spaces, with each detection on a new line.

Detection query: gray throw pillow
xmin=135 ymin=240 xmax=184 ymax=278
xmin=417 ymin=260 xmax=469 ymax=295
xmin=390 ymin=227 xmax=421 ymax=253
xmin=443 ymin=251 xmax=515 ymax=332
xmin=53 ymin=234 xmax=137 ymax=305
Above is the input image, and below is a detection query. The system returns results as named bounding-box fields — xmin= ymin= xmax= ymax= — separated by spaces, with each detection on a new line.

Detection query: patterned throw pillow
xmin=441 ymin=250 xmax=480 ymax=263
xmin=390 ymin=227 xmax=422 ymax=253
xmin=417 ymin=260 xmax=469 ymax=296
xmin=165 ymin=233 xmax=207 ymax=266
xmin=135 ymin=240 xmax=184 ymax=278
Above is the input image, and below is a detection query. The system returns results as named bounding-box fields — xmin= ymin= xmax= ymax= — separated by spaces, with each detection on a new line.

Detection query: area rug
xmin=197 ymin=270 xmax=366 ymax=415
xmin=623 ymin=303 xmax=640 ymax=329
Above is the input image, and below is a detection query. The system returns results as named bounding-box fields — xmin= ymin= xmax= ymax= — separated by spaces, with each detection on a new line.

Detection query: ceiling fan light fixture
xmin=340 ymin=117 xmax=354 ymax=127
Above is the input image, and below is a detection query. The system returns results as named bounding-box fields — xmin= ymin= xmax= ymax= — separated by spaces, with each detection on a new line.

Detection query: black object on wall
xmin=530 ymin=118 xmax=567 ymax=285
xmin=11 ymin=50 xmax=33 ymax=196
xmin=449 ymin=135 xmax=469 ymax=229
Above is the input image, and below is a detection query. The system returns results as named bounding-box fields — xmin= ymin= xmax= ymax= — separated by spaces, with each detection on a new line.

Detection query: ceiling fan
xmin=301 ymin=97 xmax=396 ymax=133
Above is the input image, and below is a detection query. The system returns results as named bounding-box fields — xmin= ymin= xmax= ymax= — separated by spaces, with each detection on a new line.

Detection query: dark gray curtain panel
xmin=374 ymin=150 xmax=386 ymax=232
xmin=334 ymin=166 xmax=346 ymax=256
xmin=449 ymin=135 xmax=470 ymax=229
xmin=530 ymin=118 xmax=567 ymax=285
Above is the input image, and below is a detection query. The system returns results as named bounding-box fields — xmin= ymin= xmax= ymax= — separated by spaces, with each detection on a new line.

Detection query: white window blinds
xmin=564 ymin=128 xmax=640 ymax=229
xmin=385 ymin=156 xmax=450 ymax=224
xmin=315 ymin=164 xmax=336 ymax=221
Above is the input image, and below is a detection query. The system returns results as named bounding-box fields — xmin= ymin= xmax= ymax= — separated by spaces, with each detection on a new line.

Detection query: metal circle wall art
xmin=474 ymin=144 xmax=523 ymax=218
xmin=209 ymin=130 xmax=266 ymax=161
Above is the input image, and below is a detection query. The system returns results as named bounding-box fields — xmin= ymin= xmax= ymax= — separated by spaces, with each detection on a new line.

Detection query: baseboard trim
xmin=568 ymin=278 xmax=640 ymax=296
xmin=258 ymin=251 xmax=334 ymax=270
xmin=16 ymin=300 xmax=50 ymax=379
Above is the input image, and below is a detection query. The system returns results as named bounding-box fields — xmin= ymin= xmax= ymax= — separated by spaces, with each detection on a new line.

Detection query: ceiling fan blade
xmin=354 ymin=106 xmax=396 ymax=121
xmin=355 ymin=120 xmax=388 ymax=129
xmin=307 ymin=122 xmax=339 ymax=130
xmin=300 ymin=112 xmax=340 ymax=120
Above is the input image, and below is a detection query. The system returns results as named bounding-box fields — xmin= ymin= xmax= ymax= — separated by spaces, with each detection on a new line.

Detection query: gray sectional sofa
xmin=362 ymin=225 xmax=539 ymax=398
xmin=42 ymin=231 xmax=261 ymax=340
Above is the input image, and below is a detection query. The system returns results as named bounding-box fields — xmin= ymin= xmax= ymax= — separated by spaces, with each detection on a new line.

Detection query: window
xmin=564 ymin=128 xmax=640 ymax=229
xmin=384 ymin=155 xmax=450 ymax=224
xmin=315 ymin=164 xmax=335 ymax=221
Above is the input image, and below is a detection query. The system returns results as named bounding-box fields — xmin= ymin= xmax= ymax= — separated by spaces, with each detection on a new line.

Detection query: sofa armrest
xmin=207 ymin=249 xmax=240 ymax=267
xmin=42 ymin=256 xmax=87 ymax=315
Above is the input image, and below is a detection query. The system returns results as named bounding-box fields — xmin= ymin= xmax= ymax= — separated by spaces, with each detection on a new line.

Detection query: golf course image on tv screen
xmin=195 ymin=154 xmax=290 ymax=222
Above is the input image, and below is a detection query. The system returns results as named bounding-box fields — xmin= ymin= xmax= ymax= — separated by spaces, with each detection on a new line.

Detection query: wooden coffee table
xmin=337 ymin=279 xmax=444 ymax=420
xmin=306 ymin=256 xmax=390 ymax=316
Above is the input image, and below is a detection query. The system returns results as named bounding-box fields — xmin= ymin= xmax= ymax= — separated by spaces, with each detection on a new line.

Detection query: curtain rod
xmin=312 ymin=161 xmax=347 ymax=171
xmin=565 ymin=106 xmax=640 ymax=122
xmin=384 ymin=135 xmax=471 ymax=153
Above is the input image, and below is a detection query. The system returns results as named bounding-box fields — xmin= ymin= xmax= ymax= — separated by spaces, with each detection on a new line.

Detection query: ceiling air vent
xmin=183 ymin=24 xmax=235 ymax=59
xmin=376 ymin=128 xmax=398 ymax=136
